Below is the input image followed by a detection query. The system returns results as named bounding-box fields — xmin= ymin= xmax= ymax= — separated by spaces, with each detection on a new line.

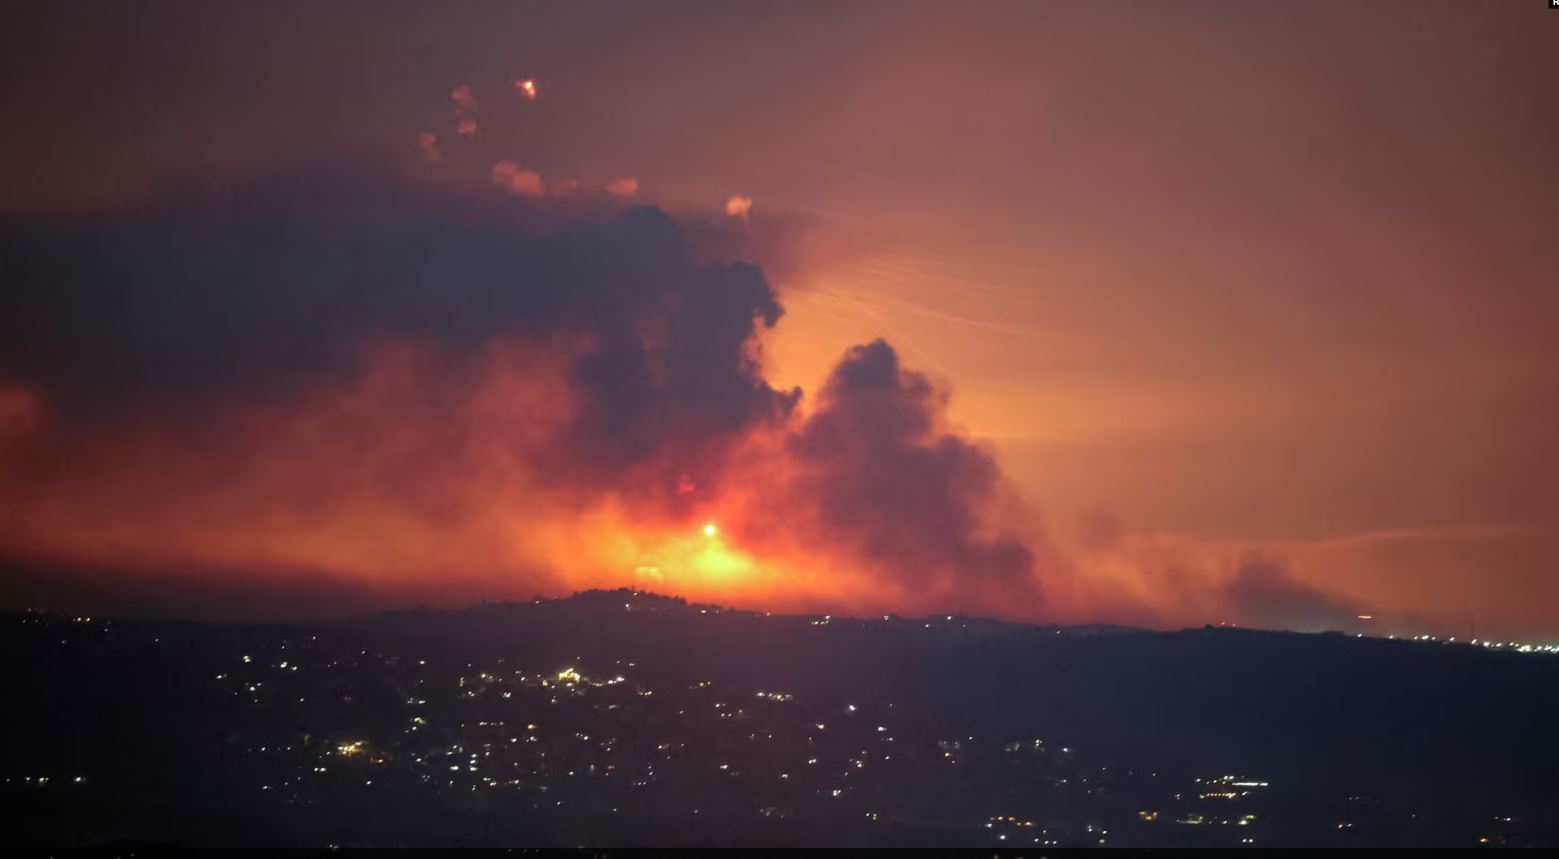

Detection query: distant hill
xmin=351 ymin=588 xmax=1559 ymax=812
xmin=3 ymin=590 xmax=1556 ymax=846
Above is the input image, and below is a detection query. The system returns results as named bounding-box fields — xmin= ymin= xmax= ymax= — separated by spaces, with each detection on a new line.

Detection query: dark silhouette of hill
xmin=359 ymin=589 xmax=1559 ymax=811
xmin=2 ymin=589 xmax=1555 ymax=847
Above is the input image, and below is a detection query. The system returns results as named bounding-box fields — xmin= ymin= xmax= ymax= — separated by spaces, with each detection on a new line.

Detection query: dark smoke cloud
xmin=771 ymin=340 xmax=1042 ymax=613
xmin=0 ymin=166 xmax=795 ymax=503
xmin=0 ymin=166 xmax=1043 ymax=616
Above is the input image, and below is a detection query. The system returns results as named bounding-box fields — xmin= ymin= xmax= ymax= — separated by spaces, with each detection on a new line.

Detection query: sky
xmin=1 ymin=1 xmax=1556 ymax=639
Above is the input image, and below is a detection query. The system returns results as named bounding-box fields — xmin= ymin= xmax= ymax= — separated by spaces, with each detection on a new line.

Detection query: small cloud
xmin=513 ymin=78 xmax=538 ymax=100
xmin=605 ymin=177 xmax=639 ymax=198
xmin=450 ymin=83 xmax=479 ymax=113
xmin=725 ymin=194 xmax=753 ymax=219
xmin=457 ymin=118 xmax=477 ymax=136
xmin=491 ymin=160 xmax=545 ymax=197
xmin=416 ymin=131 xmax=443 ymax=164
xmin=549 ymin=178 xmax=579 ymax=196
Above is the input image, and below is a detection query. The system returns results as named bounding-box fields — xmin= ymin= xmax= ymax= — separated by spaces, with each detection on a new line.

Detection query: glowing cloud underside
xmin=0 ymin=168 xmax=1053 ymax=621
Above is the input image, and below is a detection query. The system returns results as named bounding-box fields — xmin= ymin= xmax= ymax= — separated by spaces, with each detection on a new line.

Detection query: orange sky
xmin=1 ymin=1 xmax=1555 ymax=638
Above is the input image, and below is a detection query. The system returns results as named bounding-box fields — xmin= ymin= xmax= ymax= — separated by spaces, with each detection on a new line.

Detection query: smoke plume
xmin=0 ymin=166 xmax=1048 ymax=620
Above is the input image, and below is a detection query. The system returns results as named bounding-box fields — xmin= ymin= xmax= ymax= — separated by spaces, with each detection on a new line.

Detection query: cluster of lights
xmin=1373 ymin=633 xmax=1559 ymax=654
xmin=40 ymin=613 xmax=1533 ymax=847
xmin=1470 ymin=638 xmax=1559 ymax=654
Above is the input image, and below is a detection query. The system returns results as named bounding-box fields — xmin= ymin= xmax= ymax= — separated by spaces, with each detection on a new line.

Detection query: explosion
xmin=0 ymin=167 xmax=1048 ymax=621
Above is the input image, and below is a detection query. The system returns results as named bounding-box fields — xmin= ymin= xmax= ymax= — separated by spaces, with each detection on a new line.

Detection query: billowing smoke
xmin=749 ymin=341 xmax=1043 ymax=616
xmin=0 ymin=166 xmax=1045 ymax=619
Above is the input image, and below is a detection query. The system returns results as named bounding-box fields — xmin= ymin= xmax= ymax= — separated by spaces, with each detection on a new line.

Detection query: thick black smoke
xmin=776 ymin=340 xmax=1041 ymax=612
xmin=0 ymin=167 xmax=795 ymax=501
xmin=0 ymin=167 xmax=1042 ymax=615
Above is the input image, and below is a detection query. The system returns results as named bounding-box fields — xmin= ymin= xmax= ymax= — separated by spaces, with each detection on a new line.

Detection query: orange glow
xmin=3 ymin=325 xmax=1537 ymax=637
xmin=2 ymin=3 xmax=1556 ymax=643
xmin=725 ymin=195 xmax=753 ymax=218
xmin=0 ymin=336 xmax=1025 ymax=620
xmin=605 ymin=176 xmax=639 ymax=198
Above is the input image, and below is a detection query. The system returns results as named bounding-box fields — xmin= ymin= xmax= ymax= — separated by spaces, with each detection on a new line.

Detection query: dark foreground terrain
xmin=2 ymin=589 xmax=1556 ymax=847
